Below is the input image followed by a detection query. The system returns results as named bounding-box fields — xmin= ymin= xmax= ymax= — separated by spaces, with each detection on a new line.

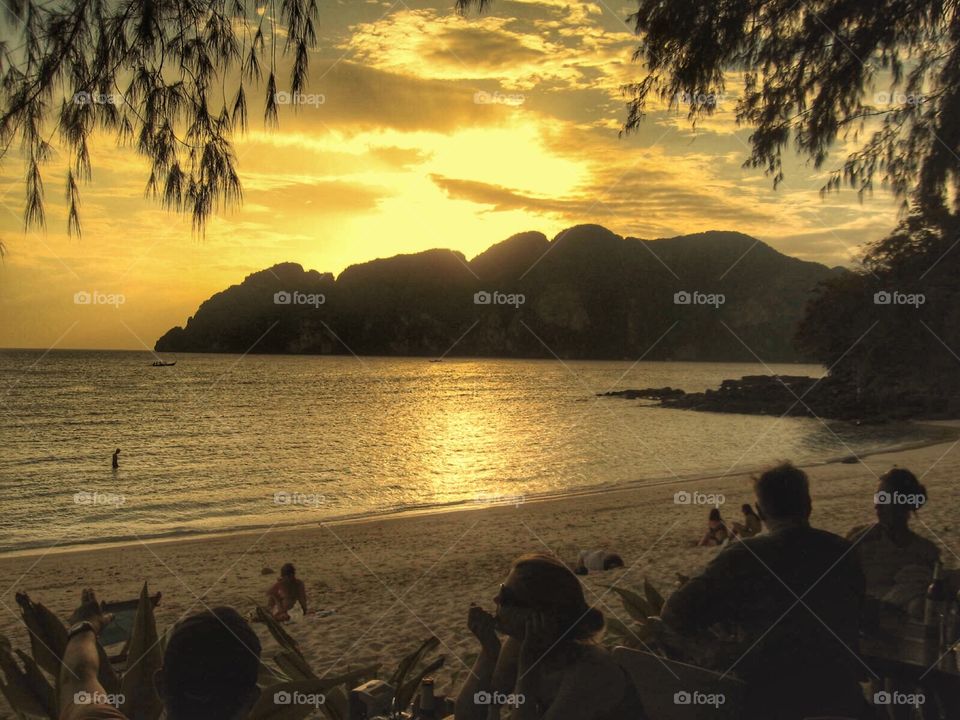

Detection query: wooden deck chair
xmin=613 ymin=646 xmax=747 ymax=720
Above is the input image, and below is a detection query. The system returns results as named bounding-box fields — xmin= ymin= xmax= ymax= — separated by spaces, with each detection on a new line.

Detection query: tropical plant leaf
xmin=249 ymin=678 xmax=363 ymax=720
xmin=15 ymin=649 xmax=57 ymax=718
xmin=395 ymin=655 xmax=444 ymax=715
xmin=389 ymin=636 xmax=439 ymax=689
xmin=259 ymin=660 xmax=293 ymax=687
xmin=274 ymin=650 xmax=315 ymax=681
xmin=0 ymin=641 xmax=56 ymax=718
xmin=252 ymin=604 xmax=304 ymax=658
xmin=643 ymin=578 xmax=665 ymax=614
xmin=603 ymin=585 xmax=656 ymax=622
xmin=119 ymin=582 xmax=163 ymax=720
xmin=14 ymin=592 xmax=67 ymax=679
xmin=603 ymin=616 xmax=634 ymax=638
xmin=318 ymin=685 xmax=349 ymax=720
xmin=340 ymin=663 xmax=381 ymax=685
xmin=309 ymin=663 xmax=382 ymax=720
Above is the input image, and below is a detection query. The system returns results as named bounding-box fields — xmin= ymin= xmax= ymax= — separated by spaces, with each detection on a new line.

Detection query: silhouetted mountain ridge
xmin=155 ymin=226 xmax=842 ymax=361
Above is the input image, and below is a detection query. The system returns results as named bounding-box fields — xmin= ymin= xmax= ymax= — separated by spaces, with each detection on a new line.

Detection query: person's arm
xmin=455 ymin=606 xmax=503 ymax=720
xmin=266 ymin=581 xmax=281 ymax=609
xmin=59 ymin=590 xmax=120 ymax=720
xmin=296 ymin=580 xmax=310 ymax=614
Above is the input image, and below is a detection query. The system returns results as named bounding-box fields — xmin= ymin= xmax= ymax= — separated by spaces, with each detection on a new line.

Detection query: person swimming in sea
xmin=111 ymin=448 xmax=121 ymax=469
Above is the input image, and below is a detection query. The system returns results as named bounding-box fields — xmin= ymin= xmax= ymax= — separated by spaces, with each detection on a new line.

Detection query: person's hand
xmin=518 ymin=612 xmax=564 ymax=670
xmin=67 ymin=588 xmax=112 ymax=635
xmin=467 ymin=604 xmax=501 ymax=656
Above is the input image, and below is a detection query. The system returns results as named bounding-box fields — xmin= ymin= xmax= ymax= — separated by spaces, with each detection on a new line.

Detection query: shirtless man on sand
xmin=266 ymin=563 xmax=311 ymax=620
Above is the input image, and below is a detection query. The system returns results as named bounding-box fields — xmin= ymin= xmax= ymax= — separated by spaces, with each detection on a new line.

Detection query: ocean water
xmin=0 ymin=350 xmax=937 ymax=554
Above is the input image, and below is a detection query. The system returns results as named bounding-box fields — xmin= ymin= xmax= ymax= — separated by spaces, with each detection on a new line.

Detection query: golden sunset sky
xmin=0 ymin=0 xmax=902 ymax=350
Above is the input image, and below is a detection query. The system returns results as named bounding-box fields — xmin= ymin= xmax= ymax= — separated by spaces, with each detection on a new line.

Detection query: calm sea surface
xmin=0 ymin=351 xmax=938 ymax=554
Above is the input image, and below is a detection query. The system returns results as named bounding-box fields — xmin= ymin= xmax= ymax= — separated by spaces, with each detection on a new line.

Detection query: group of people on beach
xmin=697 ymin=503 xmax=762 ymax=546
xmin=56 ymin=462 xmax=941 ymax=720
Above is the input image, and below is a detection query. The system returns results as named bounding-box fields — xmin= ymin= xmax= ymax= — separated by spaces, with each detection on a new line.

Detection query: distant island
xmin=155 ymin=225 xmax=843 ymax=362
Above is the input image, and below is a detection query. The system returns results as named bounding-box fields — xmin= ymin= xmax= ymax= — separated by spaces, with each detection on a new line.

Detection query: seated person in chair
xmin=660 ymin=463 xmax=866 ymax=720
xmin=847 ymin=467 xmax=939 ymax=613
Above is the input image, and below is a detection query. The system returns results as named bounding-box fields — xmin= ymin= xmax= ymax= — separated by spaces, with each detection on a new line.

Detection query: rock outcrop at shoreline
xmin=600 ymin=374 xmax=944 ymax=422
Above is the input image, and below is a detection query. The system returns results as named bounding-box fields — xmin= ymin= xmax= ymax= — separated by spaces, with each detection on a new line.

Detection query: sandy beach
xmin=2 ymin=426 xmax=960 ymax=714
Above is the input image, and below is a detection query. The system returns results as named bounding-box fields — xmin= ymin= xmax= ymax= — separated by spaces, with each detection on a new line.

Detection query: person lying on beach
xmin=697 ymin=508 xmax=728 ymax=546
xmin=59 ymin=589 xmax=261 ymax=720
xmin=659 ymin=463 xmax=866 ymax=720
xmin=454 ymin=553 xmax=647 ymax=720
xmin=267 ymin=562 xmax=312 ymax=620
xmin=573 ymin=550 xmax=624 ymax=575
xmin=730 ymin=503 xmax=762 ymax=538
xmin=846 ymin=467 xmax=939 ymax=612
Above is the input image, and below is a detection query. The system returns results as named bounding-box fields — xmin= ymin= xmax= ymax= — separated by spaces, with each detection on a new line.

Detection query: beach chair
xmin=101 ymin=591 xmax=163 ymax=665
xmin=613 ymin=646 xmax=746 ymax=720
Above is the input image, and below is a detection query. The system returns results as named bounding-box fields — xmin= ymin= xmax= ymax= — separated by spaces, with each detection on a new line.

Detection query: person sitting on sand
xmin=455 ymin=553 xmax=647 ymax=720
xmin=697 ymin=508 xmax=728 ymax=546
xmin=660 ymin=463 xmax=866 ymax=720
xmin=730 ymin=503 xmax=762 ymax=538
xmin=846 ymin=467 xmax=939 ymax=611
xmin=59 ymin=589 xmax=261 ymax=720
xmin=267 ymin=562 xmax=311 ymax=620
xmin=111 ymin=448 xmax=120 ymax=469
xmin=573 ymin=549 xmax=625 ymax=575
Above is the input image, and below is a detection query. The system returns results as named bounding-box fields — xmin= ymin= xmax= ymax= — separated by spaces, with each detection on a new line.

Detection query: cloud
xmin=342 ymin=6 xmax=636 ymax=93
xmin=269 ymin=59 xmax=523 ymax=133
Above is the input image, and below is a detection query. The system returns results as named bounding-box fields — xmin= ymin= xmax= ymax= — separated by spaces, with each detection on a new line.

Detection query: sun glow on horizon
xmin=0 ymin=0 xmax=905 ymax=350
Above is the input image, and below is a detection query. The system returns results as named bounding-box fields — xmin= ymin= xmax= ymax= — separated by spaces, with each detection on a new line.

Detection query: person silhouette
xmin=111 ymin=449 xmax=120 ymax=469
